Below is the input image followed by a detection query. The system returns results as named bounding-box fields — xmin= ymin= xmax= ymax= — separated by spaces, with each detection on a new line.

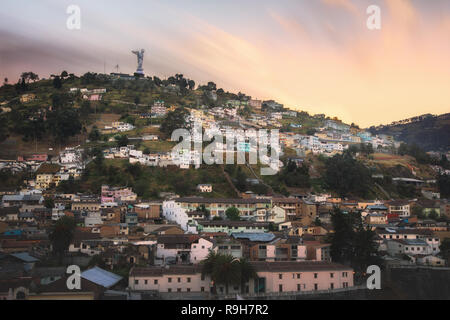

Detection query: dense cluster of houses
xmin=1 ymin=177 xmax=449 ymax=299
xmin=0 ymin=92 xmax=448 ymax=300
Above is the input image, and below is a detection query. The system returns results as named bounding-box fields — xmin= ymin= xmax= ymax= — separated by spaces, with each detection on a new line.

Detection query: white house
xmin=162 ymin=201 xmax=198 ymax=233
xmin=386 ymin=239 xmax=431 ymax=256
xmin=196 ymin=184 xmax=213 ymax=193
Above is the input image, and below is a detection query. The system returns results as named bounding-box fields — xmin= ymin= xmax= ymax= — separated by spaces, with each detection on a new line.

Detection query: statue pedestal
xmin=134 ymin=70 xmax=145 ymax=78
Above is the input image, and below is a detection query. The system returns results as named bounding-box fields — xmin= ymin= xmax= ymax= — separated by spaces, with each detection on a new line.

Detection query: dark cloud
xmin=0 ymin=29 xmax=103 ymax=81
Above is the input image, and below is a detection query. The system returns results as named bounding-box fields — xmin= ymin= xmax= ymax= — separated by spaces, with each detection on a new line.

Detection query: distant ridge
xmin=368 ymin=113 xmax=450 ymax=152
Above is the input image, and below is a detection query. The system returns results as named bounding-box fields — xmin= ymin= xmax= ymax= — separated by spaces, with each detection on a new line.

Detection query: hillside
xmin=368 ymin=113 xmax=450 ymax=152
xmin=0 ymin=72 xmax=446 ymax=200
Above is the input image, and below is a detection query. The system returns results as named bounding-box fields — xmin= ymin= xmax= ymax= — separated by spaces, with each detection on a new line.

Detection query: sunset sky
xmin=1 ymin=0 xmax=449 ymax=127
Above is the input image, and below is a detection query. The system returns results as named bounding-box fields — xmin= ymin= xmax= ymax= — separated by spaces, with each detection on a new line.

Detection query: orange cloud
xmin=321 ymin=0 xmax=360 ymax=17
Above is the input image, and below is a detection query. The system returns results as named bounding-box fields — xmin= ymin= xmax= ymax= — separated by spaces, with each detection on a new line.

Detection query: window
xmin=178 ymin=277 xmax=181 ymax=283
xmin=144 ymin=280 xmax=148 ymax=285
xmin=279 ymin=274 xmax=283 ymax=280
xmin=297 ymin=273 xmax=301 ymax=279
xmin=330 ymin=283 xmax=334 ymax=290
xmin=314 ymin=273 xmax=318 ymax=279
xmin=154 ymin=279 xmax=158 ymax=285
xmin=187 ymin=288 xmax=191 ymax=292
xmin=201 ymin=287 xmax=205 ymax=292
xmin=187 ymin=277 xmax=191 ymax=283
xmin=134 ymin=280 xmax=139 ymax=285
xmin=279 ymin=284 xmax=283 ymax=292
xmin=330 ymin=273 xmax=334 ymax=278
xmin=297 ymin=284 xmax=301 ymax=291
xmin=342 ymin=272 xmax=348 ymax=277
xmin=168 ymin=278 xmax=172 ymax=283
xmin=314 ymin=284 xmax=318 ymax=291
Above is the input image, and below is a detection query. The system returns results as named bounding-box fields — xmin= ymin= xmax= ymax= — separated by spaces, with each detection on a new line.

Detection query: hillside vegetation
xmin=369 ymin=113 xmax=450 ymax=152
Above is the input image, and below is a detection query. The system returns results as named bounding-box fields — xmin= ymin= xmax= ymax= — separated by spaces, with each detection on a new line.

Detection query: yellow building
xmin=35 ymin=163 xmax=61 ymax=189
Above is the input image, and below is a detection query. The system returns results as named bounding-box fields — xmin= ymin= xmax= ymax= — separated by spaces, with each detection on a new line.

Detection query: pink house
xmin=101 ymin=185 xmax=137 ymax=203
xmin=129 ymin=261 xmax=354 ymax=296
xmin=18 ymin=154 xmax=48 ymax=162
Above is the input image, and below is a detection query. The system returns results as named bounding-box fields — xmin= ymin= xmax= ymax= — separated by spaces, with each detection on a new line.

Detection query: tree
xmin=20 ymin=72 xmax=39 ymax=83
xmin=198 ymin=204 xmax=211 ymax=220
xmin=207 ymin=82 xmax=217 ymax=91
xmin=92 ymin=147 xmax=105 ymax=167
xmin=324 ymin=152 xmax=372 ymax=198
xmin=329 ymin=208 xmax=381 ymax=274
xmin=0 ymin=115 xmax=9 ymax=142
xmin=49 ymin=216 xmax=76 ymax=263
xmin=440 ymin=238 xmax=450 ymax=261
xmin=429 ymin=210 xmax=439 ymax=221
xmin=412 ymin=205 xmax=424 ymax=218
xmin=44 ymin=197 xmax=54 ymax=209
xmin=314 ymin=217 xmax=322 ymax=226
xmin=225 ymin=207 xmax=240 ymax=221
xmin=52 ymin=76 xmax=62 ymax=89
xmin=115 ymin=135 xmax=129 ymax=147
xmin=329 ymin=207 xmax=355 ymax=265
xmin=201 ymin=252 xmax=241 ymax=295
xmin=60 ymin=71 xmax=68 ymax=79
xmin=437 ymin=174 xmax=450 ymax=198
xmin=80 ymin=100 xmax=92 ymax=117
xmin=237 ymin=258 xmax=257 ymax=294
xmin=88 ymin=127 xmax=101 ymax=141
xmin=201 ymin=253 xmax=257 ymax=295
xmin=153 ymin=76 xmax=162 ymax=87
xmin=188 ymin=80 xmax=195 ymax=90
xmin=160 ymin=107 xmax=189 ymax=138
xmin=46 ymin=108 xmax=82 ymax=144
xmin=235 ymin=167 xmax=247 ymax=192
xmin=306 ymin=128 xmax=317 ymax=136
xmin=279 ymin=161 xmax=310 ymax=188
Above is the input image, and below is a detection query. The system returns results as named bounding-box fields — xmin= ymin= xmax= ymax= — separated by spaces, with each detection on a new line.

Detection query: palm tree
xmin=202 ymin=252 xmax=241 ymax=295
xmin=237 ymin=258 xmax=257 ymax=294
xmin=213 ymin=254 xmax=241 ymax=295
xmin=201 ymin=252 xmax=219 ymax=294
xmin=201 ymin=253 xmax=258 ymax=296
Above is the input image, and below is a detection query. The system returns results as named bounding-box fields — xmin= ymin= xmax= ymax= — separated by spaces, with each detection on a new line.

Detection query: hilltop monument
xmin=132 ymin=49 xmax=145 ymax=77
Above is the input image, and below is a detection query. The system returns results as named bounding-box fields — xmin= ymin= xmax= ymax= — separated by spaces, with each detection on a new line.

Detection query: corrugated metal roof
xmin=81 ymin=267 xmax=123 ymax=288
xmin=10 ymin=252 xmax=40 ymax=263
xmin=231 ymin=233 xmax=276 ymax=242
